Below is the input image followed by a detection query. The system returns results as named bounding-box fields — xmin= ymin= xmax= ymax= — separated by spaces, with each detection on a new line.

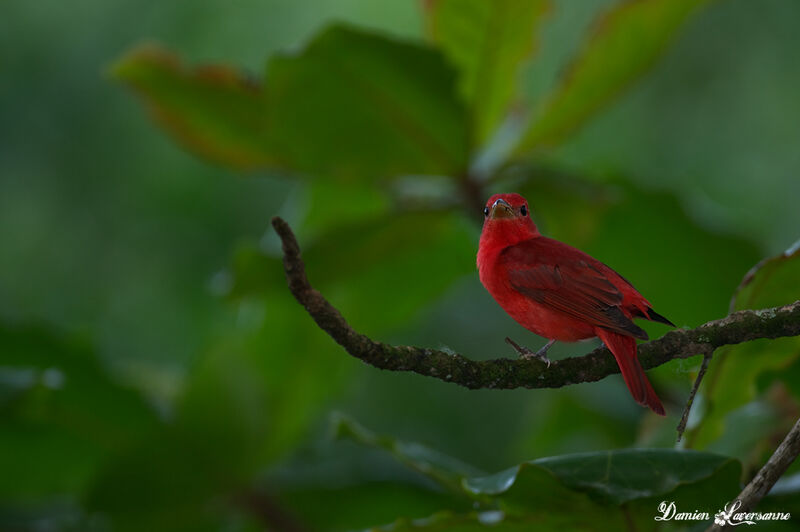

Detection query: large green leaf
xmin=86 ymin=304 xmax=353 ymax=531
xmin=513 ymin=0 xmax=710 ymax=155
xmin=373 ymin=507 xmax=600 ymax=531
xmin=377 ymin=451 xmax=741 ymax=530
xmin=730 ymin=238 xmax=800 ymax=312
xmin=111 ymin=44 xmax=277 ymax=171
xmin=113 ymin=25 xmax=469 ymax=180
xmin=335 ymin=416 xmax=741 ymax=530
xmin=428 ymin=0 xmax=550 ymax=145
xmin=689 ymin=239 xmax=800 ymax=451
xmin=265 ymin=25 xmax=469 ymax=180
xmin=229 ymin=210 xmax=476 ymax=332
xmin=0 ymin=323 xmax=160 ymax=501
xmin=333 ymin=415 xmax=485 ymax=497
xmin=332 ymin=416 xmax=601 ymax=529
xmin=86 ymin=349 xmax=270 ymax=532
xmin=85 ymin=430 xmax=237 ymax=532
xmin=279 ymin=484 xmax=472 ymax=532
xmin=497 ymin=449 xmax=738 ymax=505
xmin=335 ymin=416 xmax=739 ymax=505
xmin=689 ymin=338 xmax=799 ymax=452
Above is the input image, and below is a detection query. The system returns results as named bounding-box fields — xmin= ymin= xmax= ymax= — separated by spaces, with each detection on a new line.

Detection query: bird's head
xmin=480 ymin=193 xmax=539 ymax=245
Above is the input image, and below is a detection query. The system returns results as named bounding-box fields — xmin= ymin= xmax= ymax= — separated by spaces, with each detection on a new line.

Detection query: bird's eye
xmin=483 ymin=206 xmax=489 ymax=217
xmin=520 ymin=205 xmax=528 ymax=216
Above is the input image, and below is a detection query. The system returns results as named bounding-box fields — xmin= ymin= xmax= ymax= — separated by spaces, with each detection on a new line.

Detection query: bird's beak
xmin=489 ymin=198 xmax=515 ymax=219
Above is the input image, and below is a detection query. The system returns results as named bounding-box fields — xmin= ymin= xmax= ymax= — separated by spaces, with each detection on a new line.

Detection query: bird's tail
xmin=595 ymin=328 xmax=665 ymax=416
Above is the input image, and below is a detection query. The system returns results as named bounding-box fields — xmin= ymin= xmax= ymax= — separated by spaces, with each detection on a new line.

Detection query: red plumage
xmin=477 ymin=193 xmax=671 ymax=416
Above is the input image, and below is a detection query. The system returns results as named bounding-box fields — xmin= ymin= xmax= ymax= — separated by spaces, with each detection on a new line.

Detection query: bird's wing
xmin=500 ymin=239 xmax=648 ymax=340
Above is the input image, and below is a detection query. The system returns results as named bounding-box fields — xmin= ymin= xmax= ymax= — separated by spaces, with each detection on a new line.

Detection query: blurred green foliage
xmin=2 ymin=0 xmax=800 ymax=530
xmin=329 ymin=416 xmax=741 ymax=530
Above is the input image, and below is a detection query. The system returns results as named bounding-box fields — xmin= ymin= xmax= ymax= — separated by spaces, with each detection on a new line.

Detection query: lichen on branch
xmin=271 ymin=216 xmax=800 ymax=391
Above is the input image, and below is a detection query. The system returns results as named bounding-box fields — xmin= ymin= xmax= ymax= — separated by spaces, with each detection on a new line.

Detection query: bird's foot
xmin=505 ymin=337 xmax=554 ymax=367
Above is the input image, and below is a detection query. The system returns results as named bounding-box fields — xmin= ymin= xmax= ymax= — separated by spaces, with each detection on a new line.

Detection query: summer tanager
xmin=477 ymin=193 xmax=673 ymax=416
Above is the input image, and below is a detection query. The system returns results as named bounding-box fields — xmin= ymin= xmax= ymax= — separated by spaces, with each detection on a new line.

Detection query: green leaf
xmin=513 ymin=0 xmax=710 ymax=155
xmin=279 ymin=484 xmax=471 ymax=532
xmin=373 ymin=508 xmax=601 ymax=531
xmin=302 ymin=179 xmax=391 ymax=232
xmin=335 ymin=416 xmax=741 ymax=530
xmin=690 ymin=240 xmax=800 ymax=450
xmin=113 ymin=25 xmax=470 ymax=180
xmin=0 ymin=322 xmax=159 ymax=501
xmin=265 ymin=24 xmax=470 ymax=180
xmin=332 ymin=414 xmax=485 ymax=497
xmin=731 ymin=238 xmax=800 ymax=312
xmin=332 ymin=417 xmax=617 ymax=529
xmin=375 ymin=453 xmax=740 ymax=530
xmin=428 ymin=0 xmax=550 ymax=145
xmin=111 ymin=44 xmax=277 ymax=171
xmin=691 ymin=338 xmax=800 ymax=452
xmin=85 ymin=430 xmax=236 ymax=532
xmin=335 ymin=415 xmax=739 ymax=505
xmin=466 ymin=453 xmax=739 ymax=528
xmin=529 ymin=449 xmax=737 ymax=505
xmin=86 ymin=305 xmax=353 ymax=531
xmin=301 ymin=210 xmax=469 ymax=289
xmin=229 ymin=210 xmax=476 ymax=331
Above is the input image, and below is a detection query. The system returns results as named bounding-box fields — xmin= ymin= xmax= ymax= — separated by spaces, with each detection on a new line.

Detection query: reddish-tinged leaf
xmin=112 ymin=44 xmax=278 ymax=171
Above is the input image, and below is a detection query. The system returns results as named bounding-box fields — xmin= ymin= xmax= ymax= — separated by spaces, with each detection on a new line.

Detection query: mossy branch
xmin=272 ymin=216 xmax=800 ymax=391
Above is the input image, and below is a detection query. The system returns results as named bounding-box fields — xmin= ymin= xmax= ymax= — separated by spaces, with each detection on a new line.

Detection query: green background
xmin=2 ymin=0 xmax=800 ymax=530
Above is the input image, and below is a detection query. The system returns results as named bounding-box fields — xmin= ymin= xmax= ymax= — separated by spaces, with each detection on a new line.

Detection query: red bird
xmin=477 ymin=193 xmax=673 ymax=416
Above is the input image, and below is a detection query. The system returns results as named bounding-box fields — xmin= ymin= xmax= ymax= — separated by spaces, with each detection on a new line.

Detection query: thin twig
xmin=706 ymin=417 xmax=800 ymax=531
xmin=676 ymin=353 xmax=712 ymax=442
xmin=272 ymin=216 xmax=800 ymax=392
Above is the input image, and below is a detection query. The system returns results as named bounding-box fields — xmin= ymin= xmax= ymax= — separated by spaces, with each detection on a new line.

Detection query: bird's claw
xmin=505 ymin=337 xmax=552 ymax=367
